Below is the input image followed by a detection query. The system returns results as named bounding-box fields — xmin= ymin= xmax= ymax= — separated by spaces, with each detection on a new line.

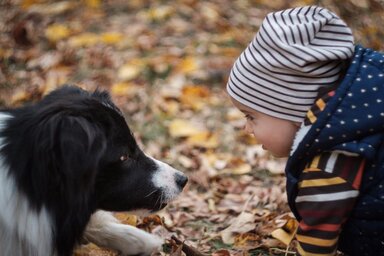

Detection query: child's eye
xmin=244 ymin=114 xmax=254 ymax=121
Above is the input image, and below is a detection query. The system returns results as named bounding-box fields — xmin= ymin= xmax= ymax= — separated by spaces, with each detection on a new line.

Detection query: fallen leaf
xmin=233 ymin=232 xmax=261 ymax=249
xmin=45 ymin=24 xmax=71 ymax=43
xmin=186 ymin=131 xmax=219 ymax=149
xmin=220 ymin=211 xmax=256 ymax=244
xmin=168 ymin=119 xmax=205 ymax=138
xmin=212 ymin=249 xmax=231 ymax=256
xmin=117 ymin=59 xmax=146 ymax=81
xmin=68 ymin=33 xmax=99 ymax=47
xmin=113 ymin=213 xmax=137 ymax=226
xmin=100 ymin=32 xmax=124 ymax=45
xmin=176 ymin=56 xmax=200 ymax=75
xmin=111 ymin=82 xmax=141 ymax=97
xmin=181 ymin=85 xmax=211 ymax=110
xmin=271 ymin=214 xmax=298 ymax=246
xmin=84 ymin=0 xmax=102 ymax=9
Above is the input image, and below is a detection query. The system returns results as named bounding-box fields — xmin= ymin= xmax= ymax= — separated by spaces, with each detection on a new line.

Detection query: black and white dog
xmin=0 ymin=85 xmax=188 ymax=256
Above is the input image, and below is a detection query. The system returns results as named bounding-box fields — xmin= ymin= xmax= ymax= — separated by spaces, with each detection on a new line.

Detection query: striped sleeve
xmin=295 ymin=152 xmax=365 ymax=256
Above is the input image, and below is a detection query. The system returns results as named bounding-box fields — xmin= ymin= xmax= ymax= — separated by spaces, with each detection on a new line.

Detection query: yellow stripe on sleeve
xmin=297 ymin=243 xmax=336 ymax=256
xmin=309 ymin=155 xmax=321 ymax=169
xmin=296 ymin=234 xmax=338 ymax=247
xmin=303 ymin=167 xmax=322 ymax=173
xmin=299 ymin=177 xmax=346 ymax=188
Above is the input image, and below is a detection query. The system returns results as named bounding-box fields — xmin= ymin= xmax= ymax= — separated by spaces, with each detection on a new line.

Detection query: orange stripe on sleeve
xmin=299 ymin=222 xmax=341 ymax=232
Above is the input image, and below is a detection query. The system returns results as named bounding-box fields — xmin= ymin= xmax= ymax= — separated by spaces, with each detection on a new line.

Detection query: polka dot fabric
xmin=286 ymin=45 xmax=384 ymax=256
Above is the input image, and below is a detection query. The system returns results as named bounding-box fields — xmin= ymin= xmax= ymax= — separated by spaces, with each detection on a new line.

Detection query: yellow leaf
xmin=159 ymin=99 xmax=179 ymax=116
xmin=83 ymin=0 xmax=101 ymax=9
xmin=271 ymin=216 xmax=298 ymax=246
xmin=111 ymin=82 xmax=140 ymax=97
xmin=100 ymin=32 xmax=124 ymax=45
xmin=11 ymin=90 xmax=29 ymax=105
xmin=68 ymin=33 xmax=99 ymax=47
xmin=27 ymin=2 xmax=77 ymax=15
xmin=117 ymin=59 xmax=145 ymax=81
xmin=257 ymin=0 xmax=286 ymax=9
xmin=271 ymin=228 xmax=294 ymax=246
xmin=222 ymin=163 xmax=251 ymax=175
xmin=181 ymin=85 xmax=211 ymax=110
xmin=21 ymin=0 xmax=43 ymax=9
xmin=186 ymin=131 xmax=219 ymax=149
xmin=234 ymin=233 xmax=260 ymax=249
xmin=201 ymin=3 xmax=219 ymax=21
xmin=145 ymin=6 xmax=174 ymax=21
xmin=118 ymin=65 xmax=141 ymax=81
xmin=45 ymin=24 xmax=71 ymax=43
xmin=114 ymin=213 xmax=137 ymax=226
xmin=168 ymin=119 xmax=204 ymax=138
xmin=176 ymin=56 xmax=200 ymax=75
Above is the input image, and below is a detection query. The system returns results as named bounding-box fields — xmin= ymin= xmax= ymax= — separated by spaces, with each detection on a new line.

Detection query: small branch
xmin=171 ymin=236 xmax=209 ymax=256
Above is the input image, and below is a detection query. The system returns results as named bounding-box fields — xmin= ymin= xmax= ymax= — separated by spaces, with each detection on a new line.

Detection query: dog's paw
xmin=117 ymin=230 xmax=164 ymax=256
xmin=84 ymin=211 xmax=164 ymax=255
xmin=89 ymin=224 xmax=163 ymax=255
xmin=123 ymin=233 xmax=164 ymax=256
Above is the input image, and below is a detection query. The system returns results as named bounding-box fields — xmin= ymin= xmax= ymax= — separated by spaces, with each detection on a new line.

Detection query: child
xmin=227 ymin=5 xmax=384 ymax=256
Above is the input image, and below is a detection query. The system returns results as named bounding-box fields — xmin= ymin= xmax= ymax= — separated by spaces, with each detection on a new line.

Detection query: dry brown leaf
xmin=212 ymin=249 xmax=231 ymax=256
xmin=220 ymin=211 xmax=256 ymax=244
xmin=233 ymin=232 xmax=261 ymax=249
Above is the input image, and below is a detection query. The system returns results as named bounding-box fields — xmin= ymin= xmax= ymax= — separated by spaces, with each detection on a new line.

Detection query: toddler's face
xmin=231 ymin=98 xmax=300 ymax=158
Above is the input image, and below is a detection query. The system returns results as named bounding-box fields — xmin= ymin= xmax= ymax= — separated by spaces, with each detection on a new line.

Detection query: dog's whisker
xmin=154 ymin=192 xmax=161 ymax=206
xmin=160 ymin=190 xmax=165 ymax=207
xmin=144 ymin=189 xmax=158 ymax=198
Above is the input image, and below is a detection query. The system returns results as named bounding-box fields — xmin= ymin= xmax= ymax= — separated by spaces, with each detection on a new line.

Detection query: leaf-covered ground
xmin=1 ymin=0 xmax=383 ymax=255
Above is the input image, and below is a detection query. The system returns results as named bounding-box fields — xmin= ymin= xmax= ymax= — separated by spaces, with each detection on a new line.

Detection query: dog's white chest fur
xmin=0 ymin=114 xmax=53 ymax=256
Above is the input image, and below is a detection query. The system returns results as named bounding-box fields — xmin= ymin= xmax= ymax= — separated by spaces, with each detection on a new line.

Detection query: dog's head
xmin=28 ymin=85 xmax=187 ymax=213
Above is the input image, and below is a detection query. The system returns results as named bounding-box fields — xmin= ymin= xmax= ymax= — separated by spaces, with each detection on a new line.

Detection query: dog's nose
xmin=175 ymin=173 xmax=188 ymax=188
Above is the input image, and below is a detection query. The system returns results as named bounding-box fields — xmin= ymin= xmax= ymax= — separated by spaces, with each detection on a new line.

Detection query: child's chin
xmin=271 ymin=152 xmax=289 ymax=158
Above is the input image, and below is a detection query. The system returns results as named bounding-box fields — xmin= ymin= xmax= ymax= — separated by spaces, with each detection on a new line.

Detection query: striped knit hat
xmin=227 ymin=6 xmax=354 ymax=122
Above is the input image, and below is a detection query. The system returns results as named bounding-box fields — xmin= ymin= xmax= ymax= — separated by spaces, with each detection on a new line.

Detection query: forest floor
xmin=1 ymin=0 xmax=383 ymax=255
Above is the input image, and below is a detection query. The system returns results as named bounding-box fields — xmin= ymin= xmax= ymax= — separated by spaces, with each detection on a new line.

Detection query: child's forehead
xmin=230 ymin=97 xmax=258 ymax=114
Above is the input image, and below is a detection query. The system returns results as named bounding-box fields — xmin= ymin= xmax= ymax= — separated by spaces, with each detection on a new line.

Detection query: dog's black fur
xmin=0 ymin=85 xmax=187 ymax=256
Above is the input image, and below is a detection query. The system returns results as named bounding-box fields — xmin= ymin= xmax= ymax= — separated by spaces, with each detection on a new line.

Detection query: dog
xmin=0 ymin=85 xmax=188 ymax=256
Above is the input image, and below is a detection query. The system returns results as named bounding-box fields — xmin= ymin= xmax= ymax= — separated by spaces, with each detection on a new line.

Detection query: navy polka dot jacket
xmin=285 ymin=46 xmax=384 ymax=255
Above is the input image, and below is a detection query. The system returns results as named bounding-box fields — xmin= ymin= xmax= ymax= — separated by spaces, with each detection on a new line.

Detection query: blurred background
xmin=1 ymin=0 xmax=383 ymax=255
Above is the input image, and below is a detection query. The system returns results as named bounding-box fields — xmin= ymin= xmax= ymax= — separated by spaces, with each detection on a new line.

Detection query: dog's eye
xmin=120 ymin=154 xmax=129 ymax=162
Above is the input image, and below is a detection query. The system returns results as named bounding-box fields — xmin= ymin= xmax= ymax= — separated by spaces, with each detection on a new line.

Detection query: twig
xmin=171 ymin=236 xmax=209 ymax=256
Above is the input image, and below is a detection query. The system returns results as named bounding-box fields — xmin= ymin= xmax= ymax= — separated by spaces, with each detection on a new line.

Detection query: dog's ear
xmin=56 ymin=116 xmax=106 ymax=178
xmin=42 ymin=115 xmax=107 ymax=197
